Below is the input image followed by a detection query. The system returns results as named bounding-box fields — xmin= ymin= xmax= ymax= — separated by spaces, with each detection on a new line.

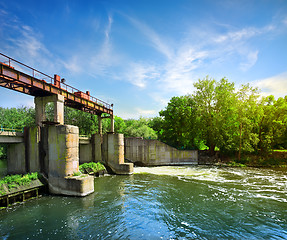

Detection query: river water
xmin=1 ymin=166 xmax=287 ymax=239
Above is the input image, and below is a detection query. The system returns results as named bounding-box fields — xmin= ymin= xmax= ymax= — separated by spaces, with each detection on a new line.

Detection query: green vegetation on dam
xmin=0 ymin=166 xmax=286 ymax=239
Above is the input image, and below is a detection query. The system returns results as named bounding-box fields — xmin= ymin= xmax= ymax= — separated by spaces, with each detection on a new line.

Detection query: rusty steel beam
xmin=0 ymin=58 xmax=113 ymax=116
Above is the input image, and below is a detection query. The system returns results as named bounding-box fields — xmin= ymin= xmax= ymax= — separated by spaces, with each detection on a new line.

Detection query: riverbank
xmin=199 ymin=150 xmax=287 ymax=168
xmin=0 ymin=162 xmax=107 ymax=209
xmin=0 ymin=173 xmax=47 ymax=209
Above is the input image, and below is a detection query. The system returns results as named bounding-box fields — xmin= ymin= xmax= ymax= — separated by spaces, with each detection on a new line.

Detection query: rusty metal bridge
xmin=0 ymin=52 xmax=113 ymax=116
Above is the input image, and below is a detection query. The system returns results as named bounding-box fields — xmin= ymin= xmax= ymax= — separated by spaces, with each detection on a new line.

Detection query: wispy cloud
xmin=214 ymin=25 xmax=274 ymax=43
xmin=124 ymin=63 xmax=158 ymax=88
xmin=240 ymin=50 xmax=258 ymax=71
xmin=118 ymin=15 xmax=284 ymax=110
xmin=88 ymin=14 xmax=118 ymax=76
xmin=0 ymin=10 xmax=55 ymax=72
xmin=210 ymin=24 xmax=276 ymax=71
xmin=135 ymin=108 xmax=157 ymax=116
xmin=61 ymin=55 xmax=82 ymax=73
xmin=253 ymin=72 xmax=287 ymax=98
xmin=3 ymin=25 xmax=49 ymax=59
xmin=125 ymin=15 xmax=173 ymax=59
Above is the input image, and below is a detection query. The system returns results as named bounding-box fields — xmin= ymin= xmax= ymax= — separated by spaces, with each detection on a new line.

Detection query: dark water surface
xmin=1 ymin=166 xmax=287 ymax=239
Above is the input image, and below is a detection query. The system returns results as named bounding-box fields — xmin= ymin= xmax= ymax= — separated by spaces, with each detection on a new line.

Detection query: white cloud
xmin=126 ymin=15 xmax=173 ymax=59
xmin=125 ymin=63 xmax=158 ymax=88
xmin=210 ymin=24 xmax=277 ymax=71
xmin=253 ymin=72 xmax=287 ymax=98
xmin=0 ymin=14 xmax=55 ymax=73
xmin=136 ymin=108 xmax=157 ymax=116
xmin=105 ymin=14 xmax=113 ymax=40
xmin=240 ymin=50 xmax=258 ymax=71
xmin=62 ymin=56 xmax=82 ymax=73
xmin=88 ymin=14 xmax=119 ymax=76
xmin=8 ymin=25 xmax=50 ymax=60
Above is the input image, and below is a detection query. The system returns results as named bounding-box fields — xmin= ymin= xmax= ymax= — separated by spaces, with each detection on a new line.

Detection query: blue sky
xmin=0 ymin=0 xmax=286 ymax=119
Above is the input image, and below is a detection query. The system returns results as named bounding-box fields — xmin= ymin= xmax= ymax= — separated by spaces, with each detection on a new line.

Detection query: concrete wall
xmin=125 ymin=137 xmax=198 ymax=166
xmin=7 ymin=143 xmax=26 ymax=174
xmin=102 ymin=133 xmax=133 ymax=174
xmin=79 ymin=143 xmax=92 ymax=164
xmin=79 ymin=134 xmax=102 ymax=164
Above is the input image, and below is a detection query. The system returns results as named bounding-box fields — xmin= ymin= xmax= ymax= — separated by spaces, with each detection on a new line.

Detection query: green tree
xmin=124 ymin=117 xmax=157 ymax=139
xmin=158 ymin=96 xmax=196 ymax=149
xmin=192 ymin=77 xmax=237 ymax=154
xmin=236 ymin=84 xmax=261 ymax=160
xmin=0 ymin=106 xmax=35 ymax=129
xmin=114 ymin=116 xmax=126 ymax=134
xmin=64 ymin=107 xmax=98 ymax=135
xmin=257 ymin=95 xmax=287 ymax=152
xmin=149 ymin=116 xmax=164 ymax=139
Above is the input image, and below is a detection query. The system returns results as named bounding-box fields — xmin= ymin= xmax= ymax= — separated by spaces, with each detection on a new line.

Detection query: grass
xmin=0 ymin=172 xmax=39 ymax=195
xmin=228 ymin=161 xmax=247 ymax=168
xmin=79 ymin=162 xmax=106 ymax=174
xmin=72 ymin=171 xmax=82 ymax=176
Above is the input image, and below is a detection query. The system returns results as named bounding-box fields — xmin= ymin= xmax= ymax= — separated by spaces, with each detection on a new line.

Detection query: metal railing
xmin=0 ymin=125 xmax=24 ymax=133
xmin=0 ymin=52 xmax=113 ymax=110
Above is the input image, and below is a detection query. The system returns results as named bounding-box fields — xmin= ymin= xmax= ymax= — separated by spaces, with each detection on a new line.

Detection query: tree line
xmin=152 ymin=77 xmax=287 ymax=160
xmin=1 ymin=76 xmax=286 ymax=161
xmin=0 ymin=105 xmax=157 ymax=138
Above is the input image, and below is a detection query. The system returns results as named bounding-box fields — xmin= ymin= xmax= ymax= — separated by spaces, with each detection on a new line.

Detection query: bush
xmin=0 ymin=172 xmax=39 ymax=194
xmin=79 ymin=162 xmax=106 ymax=174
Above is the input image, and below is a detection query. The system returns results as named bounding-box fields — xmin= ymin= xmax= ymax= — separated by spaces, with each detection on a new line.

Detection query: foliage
xmin=228 ymin=161 xmax=247 ymax=168
xmin=0 ymin=76 xmax=285 ymax=164
xmin=72 ymin=171 xmax=82 ymax=176
xmin=0 ymin=145 xmax=8 ymax=160
xmin=157 ymin=96 xmax=196 ymax=149
xmin=191 ymin=77 xmax=238 ymax=153
xmin=124 ymin=117 xmax=157 ymax=139
xmin=64 ymin=107 xmax=99 ymax=135
xmin=0 ymin=106 xmax=35 ymax=129
xmin=79 ymin=162 xmax=106 ymax=174
xmin=152 ymin=76 xmax=287 ymax=158
xmin=0 ymin=172 xmax=39 ymax=195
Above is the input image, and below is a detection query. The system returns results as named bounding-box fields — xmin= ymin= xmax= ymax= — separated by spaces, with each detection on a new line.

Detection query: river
xmin=1 ymin=166 xmax=287 ymax=239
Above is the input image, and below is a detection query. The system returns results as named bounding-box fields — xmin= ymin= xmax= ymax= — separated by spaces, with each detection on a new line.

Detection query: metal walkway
xmin=0 ymin=53 xmax=113 ymax=116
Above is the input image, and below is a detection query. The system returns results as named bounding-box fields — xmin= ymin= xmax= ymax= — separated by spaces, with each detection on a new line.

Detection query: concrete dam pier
xmin=4 ymin=125 xmax=133 ymax=197
xmin=1 ymin=93 xmax=133 ymax=197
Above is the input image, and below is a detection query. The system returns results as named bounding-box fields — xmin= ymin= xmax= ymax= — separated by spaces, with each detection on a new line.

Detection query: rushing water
xmin=1 ymin=166 xmax=287 ymax=239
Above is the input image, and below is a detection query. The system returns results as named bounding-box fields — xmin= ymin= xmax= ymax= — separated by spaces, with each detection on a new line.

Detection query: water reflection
xmin=0 ymin=166 xmax=287 ymax=239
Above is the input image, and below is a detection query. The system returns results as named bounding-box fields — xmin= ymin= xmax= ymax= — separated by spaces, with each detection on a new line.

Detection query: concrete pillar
xmin=26 ymin=126 xmax=41 ymax=173
xmin=98 ymin=115 xmax=102 ymax=135
xmin=110 ymin=115 xmax=114 ymax=133
xmin=92 ymin=134 xmax=102 ymax=163
xmin=103 ymin=133 xmax=133 ymax=174
xmin=34 ymin=94 xmax=64 ymax=127
xmin=48 ymin=125 xmax=79 ymax=178
xmin=34 ymin=97 xmax=46 ymax=127
xmin=7 ymin=143 xmax=26 ymax=174
xmin=54 ymin=95 xmax=64 ymax=124
xmin=47 ymin=124 xmax=94 ymax=196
